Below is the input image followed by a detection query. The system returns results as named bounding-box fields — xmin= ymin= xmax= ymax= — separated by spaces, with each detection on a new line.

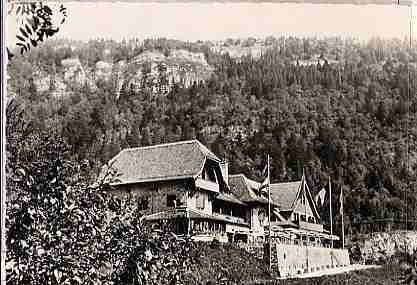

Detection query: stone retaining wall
xmin=272 ymin=244 xmax=350 ymax=277
xmin=360 ymin=231 xmax=417 ymax=262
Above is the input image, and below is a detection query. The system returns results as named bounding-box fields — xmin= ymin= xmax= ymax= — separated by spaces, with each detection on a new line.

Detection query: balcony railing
xmin=195 ymin=178 xmax=220 ymax=193
xmin=213 ymin=213 xmax=247 ymax=224
xmin=298 ymin=221 xmax=324 ymax=232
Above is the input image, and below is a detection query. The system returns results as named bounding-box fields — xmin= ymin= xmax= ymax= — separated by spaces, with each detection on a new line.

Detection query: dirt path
xmin=293 ymin=264 xmax=381 ymax=279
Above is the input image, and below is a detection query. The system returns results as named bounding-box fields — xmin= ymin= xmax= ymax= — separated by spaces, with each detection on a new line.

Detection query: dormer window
xmin=202 ymin=165 xmax=218 ymax=183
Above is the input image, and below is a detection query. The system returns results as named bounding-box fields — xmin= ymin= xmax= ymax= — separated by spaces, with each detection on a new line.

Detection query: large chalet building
xmin=103 ymin=140 xmax=338 ymax=245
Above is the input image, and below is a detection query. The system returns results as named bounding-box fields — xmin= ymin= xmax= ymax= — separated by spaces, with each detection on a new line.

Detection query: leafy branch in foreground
xmin=5 ymin=99 xmax=200 ymax=285
xmin=7 ymin=2 xmax=67 ymax=59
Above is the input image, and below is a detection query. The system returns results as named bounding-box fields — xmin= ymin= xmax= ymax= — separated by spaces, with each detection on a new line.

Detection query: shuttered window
xmin=196 ymin=193 xmax=205 ymax=209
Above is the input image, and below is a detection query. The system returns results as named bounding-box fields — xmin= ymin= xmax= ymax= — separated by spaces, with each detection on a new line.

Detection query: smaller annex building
xmin=102 ymin=140 xmax=338 ymax=245
xmin=268 ymin=178 xmax=338 ymax=248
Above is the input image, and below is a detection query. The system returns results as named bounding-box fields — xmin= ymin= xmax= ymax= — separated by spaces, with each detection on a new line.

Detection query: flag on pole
xmin=261 ymin=163 xmax=268 ymax=177
xmin=339 ymin=186 xmax=344 ymax=215
xmin=315 ymin=187 xmax=326 ymax=207
xmin=258 ymin=162 xmax=269 ymax=196
xmin=259 ymin=176 xmax=270 ymax=196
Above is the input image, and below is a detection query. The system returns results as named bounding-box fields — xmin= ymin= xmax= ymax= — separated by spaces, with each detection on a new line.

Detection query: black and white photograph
xmin=2 ymin=1 xmax=417 ymax=284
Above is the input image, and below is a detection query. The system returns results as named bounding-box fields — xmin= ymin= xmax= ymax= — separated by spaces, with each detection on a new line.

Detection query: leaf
xmin=30 ymin=39 xmax=37 ymax=47
xmin=33 ymin=16 xmax=40 ymax=28
xmin=16 ymin=35 xmax=26 ymax=43
xmin=7 ymin=48 xmax=14 ymax=61
xmin=59 ymin=5 xmax=67 ymax=15
xmin=21 ymin=4 xmax=28 ymax=15
xmin=19 ymin=27 xmax=28 ymax=38
xmin=43 ymin=5 xmax=52 ymax=15
xmin=25 ymin=24 xmax=32 ymax=35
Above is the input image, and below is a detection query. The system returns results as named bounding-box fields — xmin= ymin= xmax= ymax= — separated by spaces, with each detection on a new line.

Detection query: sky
xmin=6 ymin=2 xmax=417 ymax=45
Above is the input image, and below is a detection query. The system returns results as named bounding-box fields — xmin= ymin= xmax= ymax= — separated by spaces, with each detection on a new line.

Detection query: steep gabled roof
xmin=228 ymin=174 xmax=274 ymax=205
xmin=269 ymin=181 xmax=302 ymax=211
xmin=303 ymin=181 xmax=321 ymax=221
xmin=104 ymin=140 xmax=221 ymax=185
xmin=270 ymin=176 xmax=321 ymax=221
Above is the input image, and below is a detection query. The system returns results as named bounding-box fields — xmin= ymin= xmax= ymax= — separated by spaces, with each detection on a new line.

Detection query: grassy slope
xmin=181 ymin=243 xmax=403 ymax=284
xmin=182 ymin=243 xmax=272 ymax=284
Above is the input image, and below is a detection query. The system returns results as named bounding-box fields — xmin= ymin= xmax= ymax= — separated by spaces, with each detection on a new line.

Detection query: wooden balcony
xmin=298 ymin=221 xmax=324 ymax=232
xmin=195 ymin=178 xmax=220 ymax=193
xmin=213 ymin=213 xmax=247 ymax=225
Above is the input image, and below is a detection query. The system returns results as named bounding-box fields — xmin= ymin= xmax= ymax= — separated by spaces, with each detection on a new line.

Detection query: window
xmin=138 ymin=196 xmax=149 ymax=211
xmin=294 ymin=213 xmax=299 ymax=222
xmin=196 ymin=193 xmax=205 ymax=209
xmin=167 ymin=195 xmax=176 ymax=207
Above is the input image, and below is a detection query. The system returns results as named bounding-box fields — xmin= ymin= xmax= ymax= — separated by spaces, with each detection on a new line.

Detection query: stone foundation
xmin=270 ymin=243 xmax=350 ymax=277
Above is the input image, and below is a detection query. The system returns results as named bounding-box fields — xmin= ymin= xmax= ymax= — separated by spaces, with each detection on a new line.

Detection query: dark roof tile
xmin=105 ymin=140 xmax=220 ymax=185
xmin=269 ymin=181 xmax=302 ymax=211
xmin=229 ymin=174 xmax=274 ymax=205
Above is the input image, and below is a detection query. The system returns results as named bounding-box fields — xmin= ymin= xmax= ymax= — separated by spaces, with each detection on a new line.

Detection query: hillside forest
xmin=6 ymin=36 xmax=417 ymax=237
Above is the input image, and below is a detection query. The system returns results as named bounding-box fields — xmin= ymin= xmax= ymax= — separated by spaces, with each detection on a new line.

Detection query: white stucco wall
xmin=187 ymin=190 xmax=213 ymax=214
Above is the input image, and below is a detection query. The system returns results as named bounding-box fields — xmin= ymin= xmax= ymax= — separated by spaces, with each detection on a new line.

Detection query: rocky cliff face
xmin=355 ymin=231 xmax=417 ymax=263
xmin=126 ymin=49 xmax=213 ymax=95
xmin=211 ymin=42 xmax=269 ymax=59
xmin=33 ymin=49 xmax=213 ymax=98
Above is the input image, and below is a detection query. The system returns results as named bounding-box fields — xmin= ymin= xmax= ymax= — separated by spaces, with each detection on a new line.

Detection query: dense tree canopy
xmin=6 ymin=36 xmax=417 ymax=236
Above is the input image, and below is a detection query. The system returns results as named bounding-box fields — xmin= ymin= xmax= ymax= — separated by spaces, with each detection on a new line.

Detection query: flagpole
xmin=303 ymin=171 xmax=309 ymax=272
xmin=268 ymin=154 xmax=272 ymax=271
xmin=341 ymin=186 xmax=345 ymax=249
xmin=329 ymin=176 xmax=333 ymax=249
